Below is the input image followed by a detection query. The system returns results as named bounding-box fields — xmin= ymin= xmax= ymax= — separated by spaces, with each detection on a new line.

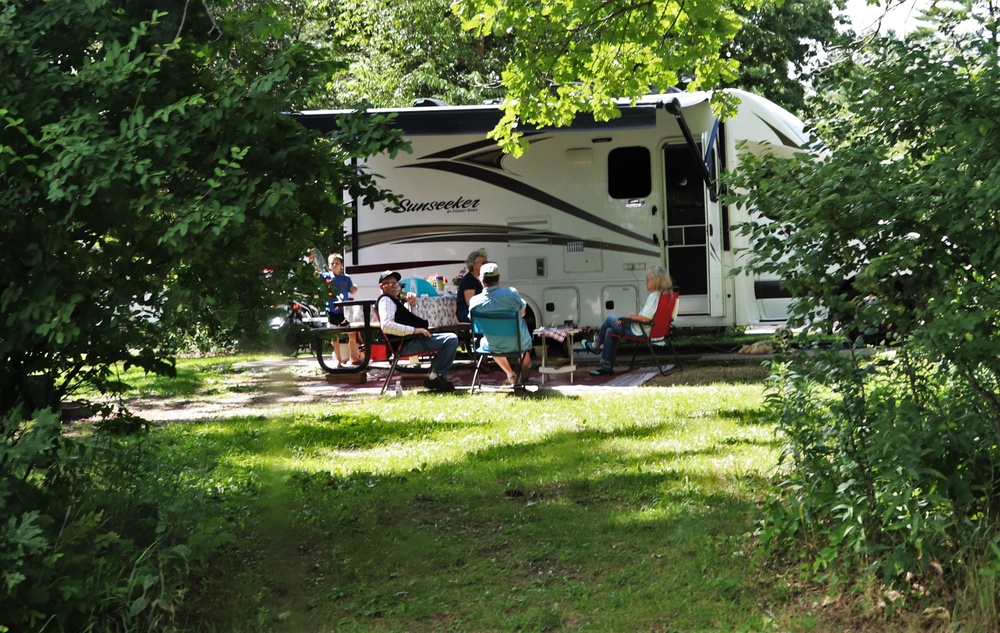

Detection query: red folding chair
xmin=610 ymin=291 xmax=682 ymax=375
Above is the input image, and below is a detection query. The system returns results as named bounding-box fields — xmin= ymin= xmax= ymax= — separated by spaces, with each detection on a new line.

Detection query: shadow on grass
xmin=167 ymin=413 xmax=471 ymax=457
xmin=177 ymin=407 xmax=781 ymax=632
xmin=718 ymin=406 xmax=772 ymax=425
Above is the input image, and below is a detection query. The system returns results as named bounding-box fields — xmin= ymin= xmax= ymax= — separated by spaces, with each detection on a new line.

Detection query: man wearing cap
xmin=468 ymin=263 xmax=532 ymax=385
xmin=376 ymin=270 xmax=459 ymax=392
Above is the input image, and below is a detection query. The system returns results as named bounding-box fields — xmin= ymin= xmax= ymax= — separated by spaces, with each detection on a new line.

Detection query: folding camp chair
xmin=610 ymin=291 xmax=682 ymax=375
xmin=374 ymin=303 xmax=443 ymax=395
xmin=469 ymin=309 xmax=531 ymax=393
xmin=377 ymin=333 xmax=439 ymax=394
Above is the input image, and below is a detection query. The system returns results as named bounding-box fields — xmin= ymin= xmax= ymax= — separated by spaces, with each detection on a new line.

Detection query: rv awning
xmin=295 ymin=104 xmax=660 ymax=136
xmin=295 ymin=92 xmax=714 ymax=136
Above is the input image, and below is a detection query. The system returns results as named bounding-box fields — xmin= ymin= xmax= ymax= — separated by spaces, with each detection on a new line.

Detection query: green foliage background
xmin=0 ymin=1 xmax=404 ymax=629
xmin=729 ymin=12 xmax=1000 ymax=609
xmin=0 ymin=0 xmax=405 ymax=415
xmin=319 ymin=0 xmax=845 ymax=153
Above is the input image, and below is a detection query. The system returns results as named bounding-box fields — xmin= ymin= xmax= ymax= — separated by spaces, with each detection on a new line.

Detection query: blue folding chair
xmin=469 ymin=309 xmax=531 ymax=393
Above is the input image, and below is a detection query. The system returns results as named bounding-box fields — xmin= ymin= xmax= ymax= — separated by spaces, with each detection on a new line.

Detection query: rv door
xmin=703 ymin=131 xmax=725 ymax=317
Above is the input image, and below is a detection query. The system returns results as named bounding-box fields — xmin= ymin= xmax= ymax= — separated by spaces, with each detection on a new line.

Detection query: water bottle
xmin=394 ymin=379 xmax=403 ymax=397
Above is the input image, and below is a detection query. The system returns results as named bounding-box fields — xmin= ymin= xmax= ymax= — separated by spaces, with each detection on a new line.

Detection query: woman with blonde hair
xmin=581 ymin=265 xmax=674 ymax=375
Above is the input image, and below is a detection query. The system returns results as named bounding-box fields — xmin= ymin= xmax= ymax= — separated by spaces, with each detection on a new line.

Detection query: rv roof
xmin=295 ymin=92 xmax=713 ymax=136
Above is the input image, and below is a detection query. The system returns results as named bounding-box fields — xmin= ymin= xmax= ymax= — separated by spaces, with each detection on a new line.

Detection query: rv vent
xmin=567 ymin=241 xmax=584 ymax=253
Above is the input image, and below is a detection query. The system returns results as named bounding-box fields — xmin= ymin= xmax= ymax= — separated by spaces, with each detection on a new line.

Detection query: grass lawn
xmin=105 ymin=357 xmax=841 ymax=631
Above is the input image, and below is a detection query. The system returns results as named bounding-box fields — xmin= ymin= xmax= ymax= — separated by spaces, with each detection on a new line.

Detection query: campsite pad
xmin=302 ymin=360 xmax=664 ymax=397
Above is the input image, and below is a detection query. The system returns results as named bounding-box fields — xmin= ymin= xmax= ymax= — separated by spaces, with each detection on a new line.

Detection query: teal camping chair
xmin=469 ymin=308 xmax=532 ymax=393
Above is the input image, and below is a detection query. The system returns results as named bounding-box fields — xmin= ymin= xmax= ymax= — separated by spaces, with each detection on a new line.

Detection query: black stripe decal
xmin=753 ymin=113 xmax=802 ymax=149
xmin=356 ymin=225 xmax=659 ymax=259
xmin=754 ymin=280 xmax=792 ymax=299
xmin=402 ymin=160 xmax=651 ymax=244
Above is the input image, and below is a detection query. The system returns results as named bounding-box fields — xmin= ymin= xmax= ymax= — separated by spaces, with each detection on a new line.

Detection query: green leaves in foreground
xmin=452 ymin=0 xmax=749 ymax=154
xmin=0 ymin=0 xmax=407 ymax=415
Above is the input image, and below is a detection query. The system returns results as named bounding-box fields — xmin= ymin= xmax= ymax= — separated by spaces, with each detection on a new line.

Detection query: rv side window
xmin=608 ymin=147 xmax=651 ymax=199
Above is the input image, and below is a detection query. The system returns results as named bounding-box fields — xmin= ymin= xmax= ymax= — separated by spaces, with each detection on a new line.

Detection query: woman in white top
xmin=581 ymin=265 xmax=674 ymax=375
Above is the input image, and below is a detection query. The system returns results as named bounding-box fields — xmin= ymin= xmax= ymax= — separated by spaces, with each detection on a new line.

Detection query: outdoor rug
xmin=604 ymin=370 xmax=659 ymax=388
xmin=307 ymin=361 xmax=663 ymax=395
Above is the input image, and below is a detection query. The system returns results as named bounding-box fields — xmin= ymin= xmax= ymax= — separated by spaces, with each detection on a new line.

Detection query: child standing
xmin=325 ymin=253 xmax=363 ymax=365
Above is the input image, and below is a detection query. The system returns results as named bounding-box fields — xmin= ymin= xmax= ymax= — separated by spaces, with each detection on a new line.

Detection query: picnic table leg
xmin=314 ymin=336 xmax=338 ymax=373
xmin=567 ymin=332 xmax=575 ymax=383
xmin=540 ymin=336 xmax=548 ymax=385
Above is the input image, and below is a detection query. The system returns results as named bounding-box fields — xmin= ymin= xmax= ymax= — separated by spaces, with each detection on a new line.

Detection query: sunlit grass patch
xmin=133 ymin=365 xmax=792 ymax=631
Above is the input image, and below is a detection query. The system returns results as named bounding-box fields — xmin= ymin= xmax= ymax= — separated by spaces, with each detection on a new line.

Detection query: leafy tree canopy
xmin=321 ymin=1 xmax=846 ymax=149
xmin=730 ymin=8 xmax=1000 ymax=437
xmin=0 ymin=0 xmax=405 ymax=416
xmin=322 ymin=0 xmax=511 ymax=108
xmin=452 ymin=0 xmax=755 ymax=154
xmin=721 ymin=0 xmax=847 ymax=113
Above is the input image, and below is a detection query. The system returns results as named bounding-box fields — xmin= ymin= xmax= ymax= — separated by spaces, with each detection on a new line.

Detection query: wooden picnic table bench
xmin=309 ymin=299 xmax=378 ymax=375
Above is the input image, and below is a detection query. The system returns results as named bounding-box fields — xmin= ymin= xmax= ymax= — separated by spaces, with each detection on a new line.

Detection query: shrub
xmin=0 ymin=407 xmax=230 ymax=631
xmin=758 ymin=344 xmax=1000 ymax=599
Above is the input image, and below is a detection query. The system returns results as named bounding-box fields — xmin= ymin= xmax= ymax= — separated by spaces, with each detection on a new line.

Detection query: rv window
xmin=608 ymin=147 xmax=651 ymax=199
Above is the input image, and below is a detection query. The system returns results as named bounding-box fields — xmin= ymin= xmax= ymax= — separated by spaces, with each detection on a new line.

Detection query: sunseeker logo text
xmin=391 ymin=196 xmax=481 ymax=214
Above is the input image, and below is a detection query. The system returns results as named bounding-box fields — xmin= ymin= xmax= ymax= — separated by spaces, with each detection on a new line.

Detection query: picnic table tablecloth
xmin=411 ymin=294 xmax=460 ymax=328
xmin=343 ymin=295 xmax=458 ymax=328
xmin=532 ymin=327 xmax=580 ymax=343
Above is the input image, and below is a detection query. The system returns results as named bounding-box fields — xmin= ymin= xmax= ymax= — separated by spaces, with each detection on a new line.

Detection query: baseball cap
xmin=379 ymin=270 xmax=402 ymax=284
xmin=480 ymin=263 xmax=500 ymax=280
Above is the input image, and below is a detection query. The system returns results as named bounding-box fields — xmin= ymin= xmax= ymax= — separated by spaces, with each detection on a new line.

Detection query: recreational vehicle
xmin=295 ymin=89 xmax=807 ymax=331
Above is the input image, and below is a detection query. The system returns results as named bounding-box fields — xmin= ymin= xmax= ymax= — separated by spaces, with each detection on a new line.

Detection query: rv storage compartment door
xmin=564 ymin=240 xmax=602 ymax=273
xmin=541 ymin=287 xmax=580 ymax=327
xmin=601 ymin=286 xmax=639 ymax=322
xmin=754 ymin=277 xmax=792 ymax=321
xmin=508 ymin=257 xmax=546 ymax=280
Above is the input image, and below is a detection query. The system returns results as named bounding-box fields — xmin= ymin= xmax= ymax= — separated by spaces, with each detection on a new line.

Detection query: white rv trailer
xmin=295 ymin=89 xmax=807 ymax=331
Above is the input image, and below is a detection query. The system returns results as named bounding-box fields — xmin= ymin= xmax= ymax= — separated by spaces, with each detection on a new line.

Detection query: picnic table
xmin=310 ymin=299 xmax=378 ymax=375
xmin=533 ymin=326 xmax=582 ymax=384
xmin=310 ymin=297 xmax=472 ymax=377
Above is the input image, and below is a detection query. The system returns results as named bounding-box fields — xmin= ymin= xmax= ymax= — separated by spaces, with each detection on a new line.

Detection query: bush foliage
xmin=0 ymin=1 xmax=406 ymax=629
xmin=0 ymin=0 xmax=406 ymax=416
xmin=730 ymin=17 xmax=1000 ymax=611
xmin=0 ymin=407 xmax=232 ymax=632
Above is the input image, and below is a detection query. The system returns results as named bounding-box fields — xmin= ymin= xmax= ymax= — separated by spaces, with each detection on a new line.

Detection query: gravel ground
xmin=116 ymin=355 xmax=770 ymax=423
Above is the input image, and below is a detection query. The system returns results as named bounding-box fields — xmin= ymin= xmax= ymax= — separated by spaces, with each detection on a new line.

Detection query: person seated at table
xmin=581 ymin=265 xmax=675 ymax=376
xmin=376 ymin=270 xmax=459 ymax=392
xmin=325 ymin=253 xmax=363 ymax=365
xmin=455 ymin=248 xmax=488 ymax=323
xmin=468 ymin=263 xmax=532 ymax=385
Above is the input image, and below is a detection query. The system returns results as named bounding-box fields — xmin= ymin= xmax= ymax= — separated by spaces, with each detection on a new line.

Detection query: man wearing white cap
xmin=376 ymin=270 xmax=458 ymax=392
xmin=468 ymin=263 xmax=532 ymax=385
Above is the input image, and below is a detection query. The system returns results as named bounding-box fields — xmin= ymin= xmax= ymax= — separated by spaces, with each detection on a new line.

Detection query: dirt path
xmin=119 ymin=356 xmax=769 ymax=423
